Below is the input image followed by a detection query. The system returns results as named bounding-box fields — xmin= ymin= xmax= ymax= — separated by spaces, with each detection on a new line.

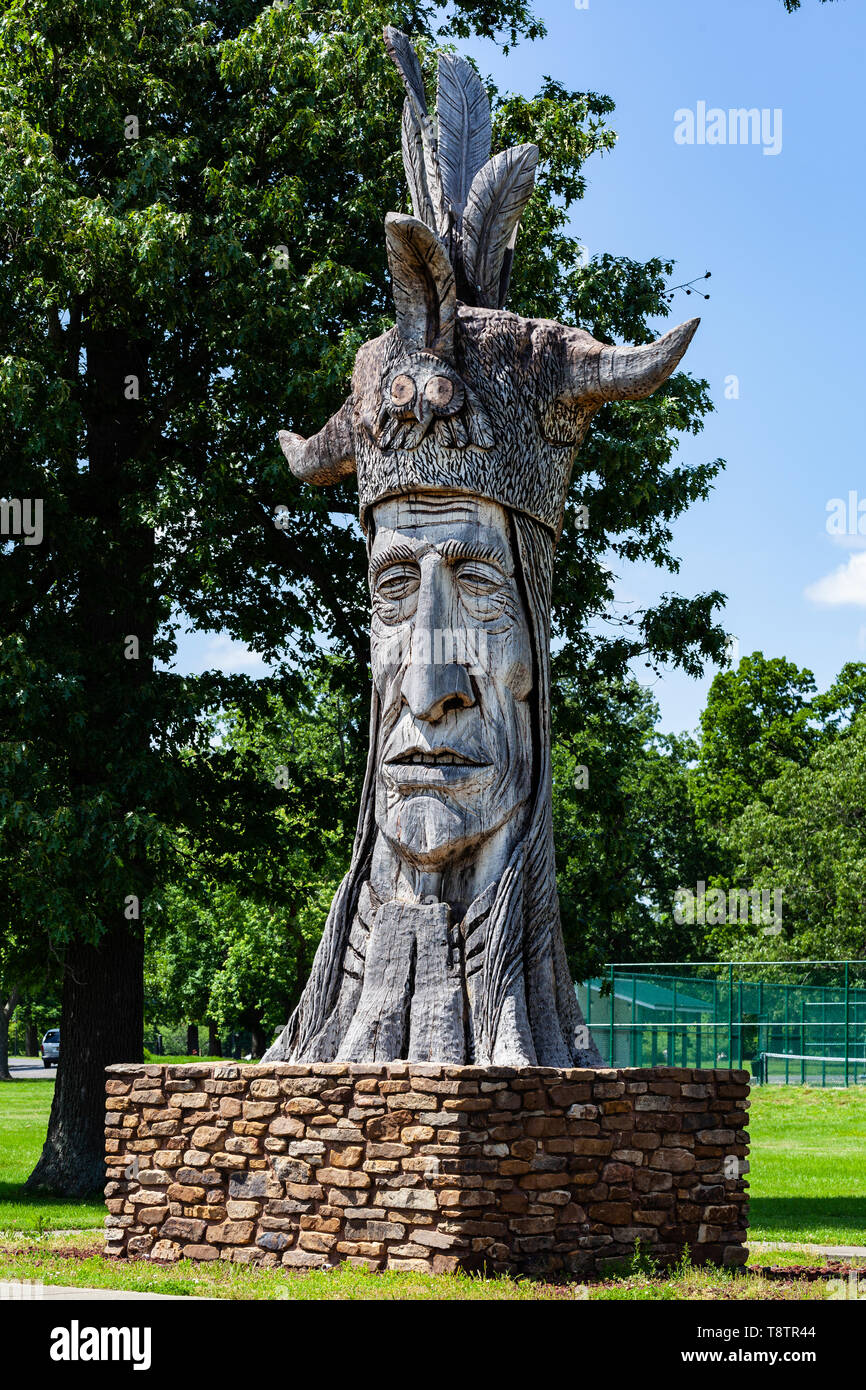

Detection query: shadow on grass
xmin=750 ymin=1196 xmax=866 ymax=1241
xmin=0 ymin=1181 xmax=103 ymax=1230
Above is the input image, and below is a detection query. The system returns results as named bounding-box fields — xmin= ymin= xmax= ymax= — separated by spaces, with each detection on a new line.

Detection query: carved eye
xmin=390 ymin=374 xmax=416 ymax=408
xmin=425 ymin=374 xmax=454 ymax=408
xmin=454 ymin=562 xmax=503 ymax=598
xmin=424 ymin=372 xmax=464 ymax=418
xmin=375 ymin=563 xmax=420 ymax=605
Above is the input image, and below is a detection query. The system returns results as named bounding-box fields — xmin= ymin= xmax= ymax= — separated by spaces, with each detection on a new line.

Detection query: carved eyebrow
xmin=437 ymin=537 xmax=510 ymax=571
xmin=369 ymin=540 xmax=422 ymax=580
xmin=368 ymin=534 xmax=511 ymax=580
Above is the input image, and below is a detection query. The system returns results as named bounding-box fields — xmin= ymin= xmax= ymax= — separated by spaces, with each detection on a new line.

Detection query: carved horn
xmin=278 ymin=396 xmax=356 ymax=487
xmin=566 ymin=318 xmax=700 ymax=404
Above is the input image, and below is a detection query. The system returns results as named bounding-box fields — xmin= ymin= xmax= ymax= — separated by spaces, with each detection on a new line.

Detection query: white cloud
xmin=805 ymin=552 xmax=866 ymax=607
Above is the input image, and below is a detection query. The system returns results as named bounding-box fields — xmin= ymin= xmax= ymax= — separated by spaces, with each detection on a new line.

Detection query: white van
xmin=41 ymin=1029 xmax=59 ymax=1067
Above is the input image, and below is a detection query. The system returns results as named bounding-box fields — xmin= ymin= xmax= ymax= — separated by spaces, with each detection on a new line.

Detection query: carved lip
xmin=384 ymin=745 xmax=492 ymax=787
xmin=387 ymin=746 xmax=488 ymax=767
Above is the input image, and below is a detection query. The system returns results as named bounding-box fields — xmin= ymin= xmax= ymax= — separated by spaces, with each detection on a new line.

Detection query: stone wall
xmin=104 ymin=1064 xmax=749 ymax=1276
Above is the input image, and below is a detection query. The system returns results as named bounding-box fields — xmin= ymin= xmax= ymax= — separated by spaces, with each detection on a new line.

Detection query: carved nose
xmin=401 ymin=662 xmax=474 ymax=723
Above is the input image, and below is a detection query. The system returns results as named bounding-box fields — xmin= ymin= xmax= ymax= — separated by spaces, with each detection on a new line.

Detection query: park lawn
xmin=0 ymin=1081 xmax=103 ymax=1233
xmin=747 ymin=1086 xmax=866 ymax=1246
xmin=0 ymin=1236 xmax=829 ymax=1300
xmin=142 ymin=1055 xmax=250 ymax=1065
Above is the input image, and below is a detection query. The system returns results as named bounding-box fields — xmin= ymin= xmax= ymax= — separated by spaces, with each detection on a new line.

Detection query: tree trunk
xmin=186 ymin=1024 xmax=199 ymax=1056
xmin=27 ymin=327 xmax=154 ymax=1194
xmin=249 ymin=1015 xmax=266 ymax=1059
xmin=25 ymin=922 xmax=143 ymax=1193
xmin=24 ymin=1016 xmax=39 ymax=1057
xmin=0 ymin=987 xmax=20 ymax=1081
xmin=207 ymin=1022 xmax=222 ymax=1057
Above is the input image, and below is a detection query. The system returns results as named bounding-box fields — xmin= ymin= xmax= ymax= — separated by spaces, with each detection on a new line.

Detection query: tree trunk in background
xmin=26 ymin=329 xmax=153 ymax=1194
xmin=25 ymin=923 xmax=143 ymax=1193
xmin=249 ymin=1015 xmax=266 ymax=1059
xmin=207 ymin=1022 xmax=222 ymax=1057
xmin=186 ymin=1024 xmax=199 ymax=1056
xmin=0 ymin=987 xmax=20 ymax=1081
xmin=24 ymin=1017 xmax=39 ymax=1057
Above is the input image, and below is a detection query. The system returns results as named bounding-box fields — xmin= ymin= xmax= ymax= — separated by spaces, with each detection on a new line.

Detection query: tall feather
xmin=383 ymin=26 xmax=428 ymax=121
xmin=383 ymin=26 xmax=448 ymax=240
xmin=436 ymin=54 xmax=491 ymax=217
xmin=462 ymin=143 xmax=539 ymax=308
xmin=401 ymin=99 xmax=436 ymax=229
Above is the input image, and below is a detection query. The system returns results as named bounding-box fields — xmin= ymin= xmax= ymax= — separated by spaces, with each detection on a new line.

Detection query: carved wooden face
xmin=369 ymin=492 xmax=533 ymax=871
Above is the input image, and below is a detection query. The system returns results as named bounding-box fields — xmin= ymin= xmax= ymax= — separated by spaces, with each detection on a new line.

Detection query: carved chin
xmin=379 ymin=790 xmax=525 ymax=868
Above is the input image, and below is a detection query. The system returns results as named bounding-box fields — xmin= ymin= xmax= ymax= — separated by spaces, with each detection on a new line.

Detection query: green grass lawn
xmin=747 ymin=1086 xmax=866 ymax=1245
xmin=0 ymin=1231 xmax=830 ymax=1300
xmin=142 ymin=1054 xmax=250 ymax=1065
xmin=1 ymin=1074 xmax=864 ymax=1297
xmin=0 ymin=1081 xmax=103 ymax=1233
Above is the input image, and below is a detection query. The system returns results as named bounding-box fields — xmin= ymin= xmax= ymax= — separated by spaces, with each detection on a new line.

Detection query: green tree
xmin=708 ymin=709 xmax=866 ymax=961
xmin=553 ymin=681 xmax=715 ymax=978
xmin=2 ymin=0 xmax=723 ymax=1192
xmin=693 ymin=653 xmax=819 ymax=841
xmin=146 ymin=672 xmax=360 ymax=1054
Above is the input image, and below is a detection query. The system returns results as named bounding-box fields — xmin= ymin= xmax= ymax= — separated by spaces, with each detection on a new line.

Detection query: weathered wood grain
xmin=264 ymin=29 xmax=699 ymax=1068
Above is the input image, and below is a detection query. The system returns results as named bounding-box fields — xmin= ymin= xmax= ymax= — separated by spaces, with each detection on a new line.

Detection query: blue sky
xmin=176 ymin=0 xmax=866 ymax=736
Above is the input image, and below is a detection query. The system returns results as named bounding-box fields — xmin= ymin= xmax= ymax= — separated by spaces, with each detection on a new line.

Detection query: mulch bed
xmin=746 ymin=1261 xmax=861 ymax=1281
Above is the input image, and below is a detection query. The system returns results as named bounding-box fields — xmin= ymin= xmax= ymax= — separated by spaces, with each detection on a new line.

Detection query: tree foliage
xmin=553 ymin=681 xmax=715 ymax=977
xmin=146 ymin=669 xmax=360 ymax=1050
xmin=1 ymin=0 xmax=724 ymax=936
xmin=708 ymin=709 xmax=866 ymax=962
xmin=782 ymin=0 xmax=838 ymax=12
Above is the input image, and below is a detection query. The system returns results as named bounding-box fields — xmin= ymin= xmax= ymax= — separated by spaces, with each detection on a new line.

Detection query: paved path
xmin=5 ymin=1057 xmax=55 ymax=1080
xmin=750 ymin=1241 xmax=866 ymax=1258
xmin=0 ymin=1279 xmax=210 ymax=1301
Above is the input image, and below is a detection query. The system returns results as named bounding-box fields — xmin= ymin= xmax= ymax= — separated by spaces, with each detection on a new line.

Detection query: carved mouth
xmin=384 ymin=745 xmax=492 ymax=788
xmin=387 ymin=747 xmax=489 ymax=768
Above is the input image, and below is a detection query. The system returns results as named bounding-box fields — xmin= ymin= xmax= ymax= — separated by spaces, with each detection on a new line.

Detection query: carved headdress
xmin=280 ymin=26 xmax=698 ymax=539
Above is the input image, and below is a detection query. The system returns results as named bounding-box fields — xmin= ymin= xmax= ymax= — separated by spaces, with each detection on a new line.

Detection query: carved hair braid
xmin=478 ymin=512 xmax=598 ymax=1066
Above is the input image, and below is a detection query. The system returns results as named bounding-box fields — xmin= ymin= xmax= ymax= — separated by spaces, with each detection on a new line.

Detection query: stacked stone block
xmin=104 ymin=1063 xmax=749 ymax=1276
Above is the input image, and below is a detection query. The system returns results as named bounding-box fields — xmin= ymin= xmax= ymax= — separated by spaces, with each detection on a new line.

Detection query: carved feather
xmin=383 ymin=26 xmax=448 ymax=239
xmin=436 ymin=54 xmax=491 ymax=217
xmin=383 ymin=26 xmax=428 ymax=121
xmin=462 ymin=143 xmax=539 ymax=309
xmin=401 ymin=99 xmax=436 ymax=229
xmin=384 ymin=212 xmax=456 ymax=358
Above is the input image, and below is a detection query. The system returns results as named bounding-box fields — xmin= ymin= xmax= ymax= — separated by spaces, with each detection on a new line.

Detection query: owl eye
xmin=425 ymin=374 xmax=454 ymax=408
xmin=390 ymin=373 xmax=416 ymax=407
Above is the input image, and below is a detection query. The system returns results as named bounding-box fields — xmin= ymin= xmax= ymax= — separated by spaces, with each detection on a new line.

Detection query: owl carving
xmin=378 ymin=351 xmax=493 ymax=453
